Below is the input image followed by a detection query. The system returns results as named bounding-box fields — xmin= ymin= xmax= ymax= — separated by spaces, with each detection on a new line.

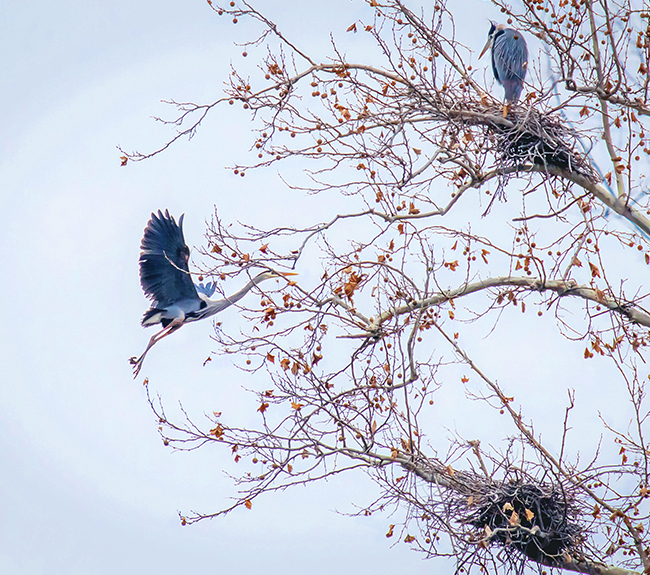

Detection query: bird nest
xmin=462 ymin=479 xmax=583 ymax=566
xmin=490 ymin=105 xmax=600 ymax=182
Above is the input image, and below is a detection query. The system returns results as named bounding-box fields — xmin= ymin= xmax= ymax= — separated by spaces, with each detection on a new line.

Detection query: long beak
xmin=279 ymin=272 xmax=298 ymax=277
xmin=479 ymin=38 xmax=491 ymax=59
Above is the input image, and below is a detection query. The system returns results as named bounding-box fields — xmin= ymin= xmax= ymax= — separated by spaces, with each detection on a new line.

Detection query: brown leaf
xmin=579 ymin=105 xmax=589 ymax=117
xmin=371 ymin=420 xmax=378 ymax=433
xmin=408 ymin=202 xmax=420 ymax=215
xmin=397 ymin=223 xmax=404 ymax=234
xmin=386 ymin=524 xmax=395 ymax=538
xmin=503 ymin=502 xmax=514 ymax=512
xmin=509 ymin=511 xmax=520 ymax=526
xmin=346 ymin=22 xmax=357 ymax=32
xmin=210 ymin=424 xmax=224 ymax=439
xmin=291 ymin=362 xmax=300 ymax=375
xmin=291 ymin=401 xmax=304 ymax=410
xmin=244 ymin=499 xmax=252 ymax=510
xmin=446 ymin=464 xmax=455 ymax=476
xmin=525 ymin=508 xmax=535 ymax=522
xmin=461 ymin=375 xmax=469 ymax=383
xmin=404 ymin=534 xmax=416 ymax=543
xmin=259 ymin=243 xmax=269 ymax=253
xmin=589 ymin=262 xmax=601 ymax=278
xmin=412 ymin=147 xmax=421 ymax=155
xmin=266 ymin=352 xmax=275 ymax=363
xmin=258 ymin=402 xmax=269 ymax=413
xmin=120 ymin=156 xmax=128 ymax=166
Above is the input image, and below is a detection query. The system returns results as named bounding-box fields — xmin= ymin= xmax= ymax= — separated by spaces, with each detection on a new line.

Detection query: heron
xmin=130 ymin=209 xmax=296 ymax=377
xmin=479 ymin=21 xmax=528 ymax=117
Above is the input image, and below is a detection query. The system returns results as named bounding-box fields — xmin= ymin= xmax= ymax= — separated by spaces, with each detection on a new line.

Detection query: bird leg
xmin=130 ymin=322 xmax=183 ymax=377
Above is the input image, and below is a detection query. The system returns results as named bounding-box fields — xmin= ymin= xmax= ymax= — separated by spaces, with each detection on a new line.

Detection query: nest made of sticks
xmin=464 ymin=480 xmax=583 ymax=565
xmin=490 ymin=106 xmax=600 ymax=182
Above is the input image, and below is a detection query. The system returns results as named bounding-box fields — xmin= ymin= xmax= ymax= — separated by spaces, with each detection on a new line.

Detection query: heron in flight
xmin=130 ymin=210 xmax=296 ymax=377
xmin=479 ymin=21 xmax=528 ymax=117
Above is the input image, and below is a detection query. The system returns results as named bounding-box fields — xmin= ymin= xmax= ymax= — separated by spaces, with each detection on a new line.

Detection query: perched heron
xmin=479 ymin=21 xmax=528 ymax=117
xmin=130 ymin=210 xmax=296 ymax=377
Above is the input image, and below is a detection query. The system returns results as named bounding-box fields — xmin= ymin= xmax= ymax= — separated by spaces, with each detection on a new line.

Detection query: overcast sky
xmin=0 ymin=1 xmax=640 ymax=574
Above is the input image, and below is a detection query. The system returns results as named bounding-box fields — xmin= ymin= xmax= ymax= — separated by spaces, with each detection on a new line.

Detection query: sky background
xmin=0 ymin=1 xmax=641 ymax=574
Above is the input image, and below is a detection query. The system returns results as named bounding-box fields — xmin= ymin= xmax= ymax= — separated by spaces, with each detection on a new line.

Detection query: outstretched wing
xmin=139 ymin=210 xmax=199 ymax=306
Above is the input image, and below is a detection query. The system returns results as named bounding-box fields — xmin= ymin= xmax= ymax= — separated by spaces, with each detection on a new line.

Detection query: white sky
xmin=1 ymin=1 xmax=643 ymax=574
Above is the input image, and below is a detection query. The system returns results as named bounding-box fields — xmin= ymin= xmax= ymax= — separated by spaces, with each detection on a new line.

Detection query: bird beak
xmin=479 ymin=38 xmax=491 ymax=59
xmin=279 ymin=272 xmax=298 ymax=276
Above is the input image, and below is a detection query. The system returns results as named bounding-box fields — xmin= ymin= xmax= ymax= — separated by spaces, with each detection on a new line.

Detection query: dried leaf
xmin=120 ymin=156 xmax=128 ymax=166
xmin=503 ymin=502 xmax=514 ymax=512
xmin=404 ymin=534 xmax=416 ymax=543
xmin=244 ymin=499 xmax=252 ymax=510
xmin=386 ymin=524 xmax=395 ymax=538
xmin=346 ymin=22 xmax=357 ymax=32
xmin=266 ymin=352 xmax=275 ymax=363
xmin=258 ymin=402 xmax=269 ymax=413
xmin=291 ymin=402 xmax=304 ymax=410
xmin=509 ymin=511 xmax=520 ymax=526
xmin=525 ymin=508 xmax=535 ymax=522
xmin=589 ymin=262 xmax=601 ymax=278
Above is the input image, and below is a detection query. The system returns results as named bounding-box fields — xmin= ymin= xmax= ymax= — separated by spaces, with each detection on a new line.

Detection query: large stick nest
xmin=491 ymin=106 xmax=600 ymax=182
xmin=464 ymin=479 xmax=584 ymax=565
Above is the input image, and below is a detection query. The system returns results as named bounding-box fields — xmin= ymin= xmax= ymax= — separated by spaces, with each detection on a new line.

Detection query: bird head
xmin=252 ymin=270 xmax=298 ymax=284
xmin=479 ymin=21 xmax=504 ymax=59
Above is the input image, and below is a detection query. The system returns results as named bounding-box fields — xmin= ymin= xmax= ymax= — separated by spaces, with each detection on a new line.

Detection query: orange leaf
xmin=404 ymin=534 xmax=416 ymax=543
xmin=259 ymin=243 xmax=269 ymax=253
xmin=291 ymin=401 xmax=304 ymax=410
xmin=397 ymin=223 xmax=404 ymax=234
xmin=525 ymin=508 xmax=535 ymax=521
xmin=509 ymin=511 xmax=520 ymax=526
xmin=386 ymin=524 xmax=395 ymax=538
xmin=120 ymin=156 xmax=128 ymax=166
xmin=244 ymin=499 xmax=252 ymax=510
xmin=258 ymin=402 xmax=269 ymax=413
xmin=589 ymin=262 xmax=601 ymax=278
xmin=347 ymin=22 xmax=357 ymax=32
xmin=266 ymin=353 xmax=275 ymax=363
xmin=408 ymin=202 xmax=420 ymax=215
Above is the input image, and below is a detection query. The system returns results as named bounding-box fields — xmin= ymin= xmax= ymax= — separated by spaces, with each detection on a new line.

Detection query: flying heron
xmin=479 ymin=21 xmax=528 ymax=117
xmin=130 ymin=210 xmax=296 ymax=377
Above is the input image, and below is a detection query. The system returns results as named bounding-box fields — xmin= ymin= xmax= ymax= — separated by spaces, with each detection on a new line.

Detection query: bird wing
xmin=492 ymin=29 xmax=528 ymax=84
xmin=139 ymin=210 xmax=200 ymax=306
